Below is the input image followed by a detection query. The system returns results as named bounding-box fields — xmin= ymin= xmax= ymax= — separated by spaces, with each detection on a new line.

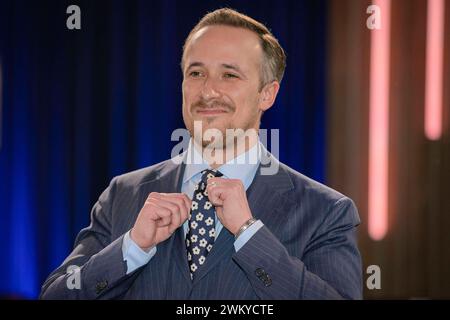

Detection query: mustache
xmin=191 ymin=99 xmax=235 ymax=112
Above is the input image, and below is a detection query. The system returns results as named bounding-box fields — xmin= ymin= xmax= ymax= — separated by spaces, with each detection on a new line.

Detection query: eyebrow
xmin=185 ymin=62 xmax=247 ymax=77
xmin=185 ymin=62 xmax=204 ymax=71
xmin=222 ymin=63 xmax=243 ymax=74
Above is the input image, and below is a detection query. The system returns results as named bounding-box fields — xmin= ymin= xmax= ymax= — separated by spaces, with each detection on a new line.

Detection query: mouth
xmin=195 ymin=108 xmax=229 ymax=116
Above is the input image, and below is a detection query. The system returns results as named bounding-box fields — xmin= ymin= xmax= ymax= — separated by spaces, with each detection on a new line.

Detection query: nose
xmin=200 ymin=77 xmax=221 ymax=100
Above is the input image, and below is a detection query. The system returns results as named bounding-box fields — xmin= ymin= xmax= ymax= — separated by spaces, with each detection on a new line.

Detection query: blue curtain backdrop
xmin=0 ymin=0 xmax=327 ymax=298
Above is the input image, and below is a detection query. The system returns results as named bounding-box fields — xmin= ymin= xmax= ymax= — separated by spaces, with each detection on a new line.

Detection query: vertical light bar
xmin=424 ymin=0 xmax=445 ymax=140
xmin=368 ymin=0 xmax=391 ymax=241
xmin=0 ymin=59 xmax=2 ymax=151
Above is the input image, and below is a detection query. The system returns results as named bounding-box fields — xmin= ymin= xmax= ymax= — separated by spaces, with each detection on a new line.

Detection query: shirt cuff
xmin=233 ymin=220 xmax=264 ymax=252
xmin=122 ymin=230 xmax=156 ymax=274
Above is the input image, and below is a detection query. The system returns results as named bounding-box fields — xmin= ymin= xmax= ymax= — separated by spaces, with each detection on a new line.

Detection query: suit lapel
xmin=247 ymin=152 xmax=295 ymax=233
xmin=192 ymin=150 xmax=294 ymax=286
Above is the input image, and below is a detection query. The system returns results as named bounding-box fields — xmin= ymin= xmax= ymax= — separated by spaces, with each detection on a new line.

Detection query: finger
xmin=174 ymin=194 xmax=190 ymax=223
xmin=156 ymin=194 xmax=188 ymax=226
xmin=206 ymin=177 xmax=226 ymax=185
xmin=162 ymin=193 xmax=191 ymax=222
xmin=153 ymin=193 xmax=182 ymax=215
xmin=158 ymin=193 xmax=191 ymax=213
xmin=147 ymin=198 xmax=172 ymax=216
xmin=146 ymin=191 xmax=160 ymax=201
xmin=207 ymin=185 xmax=225 ymax=206
xmin=155 ymin=213 xmax=171 ymax=227
xmin=180 ymin=193 xmax=192 ymax=215
xmin=147 ymin=200 xmax=172 ymax=225
xmin=156 ymin=218 xmax=171 ymax=228
xmin=152 ymin=196 xmax=181 ymax=231
xmin=206 ymin=177 xmax=226 ymax=192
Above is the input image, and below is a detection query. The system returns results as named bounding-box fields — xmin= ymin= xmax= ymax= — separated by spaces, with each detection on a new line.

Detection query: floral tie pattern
xmin=186 ymin=169 xmax=223 ymax=279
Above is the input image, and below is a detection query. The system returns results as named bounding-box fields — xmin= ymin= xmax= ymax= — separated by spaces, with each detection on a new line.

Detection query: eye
xmin=223 ymin=73 xmax=239 ymax=79
xmin=188 ymin=71 xmax=203 ymax=78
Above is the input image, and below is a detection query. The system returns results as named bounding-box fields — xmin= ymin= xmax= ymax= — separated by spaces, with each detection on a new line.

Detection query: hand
xmin=130 ymin=192 xmax=191 ymax=251
xmin=206 ymin=178 xmax=253 ymax=235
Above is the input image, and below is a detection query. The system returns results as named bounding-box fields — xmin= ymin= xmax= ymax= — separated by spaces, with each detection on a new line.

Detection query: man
xmin=40 ymin=8 xmax=362 ymax=299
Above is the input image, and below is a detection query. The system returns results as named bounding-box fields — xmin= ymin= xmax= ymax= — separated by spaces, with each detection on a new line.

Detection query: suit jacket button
xmin=257 ymin=272 xmax=272 ymax=287
xmin=96 ymin=280 xmax=108 ymax=294
xmin=263 ymin=276 xmax=272 ymax=287
xmin=255 ymin=268 xmax=265 ymax=277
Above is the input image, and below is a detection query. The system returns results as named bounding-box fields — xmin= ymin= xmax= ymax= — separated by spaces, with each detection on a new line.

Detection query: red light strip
xmin=424 ymin=0 xmax=445 ymax=140
xmin=368 ymin=0 xmax=391 ymax=241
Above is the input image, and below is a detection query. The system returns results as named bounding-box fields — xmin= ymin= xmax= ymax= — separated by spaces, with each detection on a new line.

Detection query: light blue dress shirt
xmin=122 ymin=140 xmax=264 ymax=274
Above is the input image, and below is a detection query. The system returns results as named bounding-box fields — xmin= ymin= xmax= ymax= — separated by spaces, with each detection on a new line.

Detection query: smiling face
xmin=182 ymin=25 xmax=279 ymax=150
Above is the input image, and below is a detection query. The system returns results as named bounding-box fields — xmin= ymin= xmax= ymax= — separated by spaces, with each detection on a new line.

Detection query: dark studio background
xmin=2 ymin=0 xmax=450 ymax=300
xmin=0 ymin=0 xmax=327 ymax=298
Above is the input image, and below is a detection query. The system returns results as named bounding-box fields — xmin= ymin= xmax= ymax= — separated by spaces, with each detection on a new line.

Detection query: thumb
xmin=209 ymin=189 xmax=224 ymax=206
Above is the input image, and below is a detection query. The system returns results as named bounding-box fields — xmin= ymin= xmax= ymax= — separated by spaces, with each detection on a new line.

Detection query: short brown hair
xmin=181 ymin=8 xmax=286 ymax=89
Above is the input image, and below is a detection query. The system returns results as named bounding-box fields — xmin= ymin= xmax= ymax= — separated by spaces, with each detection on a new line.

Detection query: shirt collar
xmin=182 ymin=138 xmax=261 ymax=188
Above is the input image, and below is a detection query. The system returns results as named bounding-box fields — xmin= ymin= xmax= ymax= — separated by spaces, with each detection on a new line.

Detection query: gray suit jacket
xmin=40 ymin=150 xmax=362 ymax=299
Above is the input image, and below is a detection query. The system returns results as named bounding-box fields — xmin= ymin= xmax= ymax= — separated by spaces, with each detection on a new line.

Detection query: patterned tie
xmin=186 ymin=169 xmax=223 ymax=279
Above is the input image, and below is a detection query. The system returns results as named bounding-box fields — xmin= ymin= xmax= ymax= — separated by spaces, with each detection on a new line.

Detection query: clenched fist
xmin=206 ymin=178 xmax=253 ymax=235
xmin=130 ymin=192 xmax=191 ymax=251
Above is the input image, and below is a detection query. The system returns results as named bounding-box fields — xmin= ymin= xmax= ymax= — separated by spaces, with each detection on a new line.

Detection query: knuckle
xmin=167 ymin=202 xmax=177 ymax=211
xmin=232 ymin=181 xmax=242 ymax=190
xmin=144 ymin=200 xmax=156 ymax=211
xmin=174 ymin=198 xmax=184 ymax=207
xmin=159 ymin=207 xmax=171 ymax=216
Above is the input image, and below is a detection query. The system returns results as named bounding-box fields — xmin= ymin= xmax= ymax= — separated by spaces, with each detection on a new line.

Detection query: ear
xmin=258 ymin=81 xmax=280 ymax=112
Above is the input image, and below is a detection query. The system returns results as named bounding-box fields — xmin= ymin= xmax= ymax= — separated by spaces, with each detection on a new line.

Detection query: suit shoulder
xmin=279 ymin=162 xmax=350 ymax=205
xmin=112 ymin=157 xmax=179 ymax=189
xmin=278 ymin=162 xmax=360 ymax=226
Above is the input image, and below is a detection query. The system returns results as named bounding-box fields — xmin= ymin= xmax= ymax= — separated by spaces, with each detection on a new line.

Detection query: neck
xmin=193 ymin=134 xmax=258 ymax=169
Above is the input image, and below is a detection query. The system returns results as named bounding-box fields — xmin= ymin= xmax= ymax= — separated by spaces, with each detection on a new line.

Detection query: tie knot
xmin=200 ymin=169 xmax=223 ymax=184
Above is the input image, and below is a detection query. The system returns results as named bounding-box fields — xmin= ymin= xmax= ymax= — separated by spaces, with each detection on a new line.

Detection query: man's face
xmin=182 ymin=25 xmax=272 ymax=148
